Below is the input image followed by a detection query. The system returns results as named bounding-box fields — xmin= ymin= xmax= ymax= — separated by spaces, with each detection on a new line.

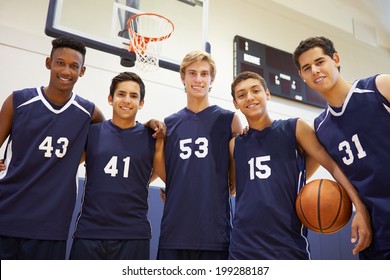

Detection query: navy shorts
xmin=0 ymin=235 xmax=66 ymax=260
xmin=69 ymin=238 xmax=150 ymax=260
xmin=157 ymin=248 xmax=229 ymax=260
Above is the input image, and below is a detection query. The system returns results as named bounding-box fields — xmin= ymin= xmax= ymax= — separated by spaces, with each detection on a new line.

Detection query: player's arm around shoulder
xmin=231 ymin=113 xmax=243 ymax=137
xmin=295 ymin=119 xmax=372 ymax=254
xmin=376 ymin=74 xmax=390 ymax=102
xmin=0 ymin=94 xmax=14 ymax=148
xmin=91 ymin=105 xmax=105 ymax=123
xmin=228 ymin=137 xmax=236 ymax=196
xmin=143 ymin=119 xmax=166 ymax=139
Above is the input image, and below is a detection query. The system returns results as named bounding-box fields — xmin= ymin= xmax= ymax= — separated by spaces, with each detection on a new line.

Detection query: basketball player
xmin=228 ymin=71 xmax=371 ymax=259
xmin=293 ymin=36 xmax=390 ymax=260
xmin=69 ymin=72 xmax=165 ymax=260
xmin=157 ymin=50 xmax=242 ymax=260
xmin=0 ymin=36 xmax=105 ymax=259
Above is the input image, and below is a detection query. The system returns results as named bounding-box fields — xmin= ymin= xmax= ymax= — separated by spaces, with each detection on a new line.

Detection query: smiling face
xmin=297 ymin=46 xmax=341 ymax=95
xmin=233 ymin=77 xmax=270 ymax=122
xmin=109 ymin=80 xmax=144 ymax=128
xmin=182 ymin=60 xmax=213 ymax=100
xmin=46 ymin=47 xmax=86 ymax=93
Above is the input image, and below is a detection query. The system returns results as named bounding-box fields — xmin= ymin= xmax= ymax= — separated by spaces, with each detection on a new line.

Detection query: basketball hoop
xmin=126 ymin=13 xmax=174 ymax=71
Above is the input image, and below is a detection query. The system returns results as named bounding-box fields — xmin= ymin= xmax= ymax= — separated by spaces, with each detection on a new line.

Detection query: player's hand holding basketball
xmin=296 ymin=179 xmax=372 ymax=255
xmin=350 ymin=203 xmax=372 ymax=255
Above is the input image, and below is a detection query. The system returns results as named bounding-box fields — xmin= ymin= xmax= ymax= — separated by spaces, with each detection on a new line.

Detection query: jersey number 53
xmin=179 ymin=137 xmax=209 ymax=159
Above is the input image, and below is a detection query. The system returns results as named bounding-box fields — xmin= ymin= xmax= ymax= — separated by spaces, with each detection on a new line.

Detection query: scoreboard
xmin=233 ymin=35 xmax=327 ymax=108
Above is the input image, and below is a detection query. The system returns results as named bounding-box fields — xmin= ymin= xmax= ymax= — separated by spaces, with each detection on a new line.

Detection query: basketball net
xmin=127 ymin=13 xmax=174 ymax=72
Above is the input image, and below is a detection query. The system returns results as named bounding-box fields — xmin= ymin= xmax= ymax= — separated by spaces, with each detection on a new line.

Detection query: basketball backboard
xmin=45 ymin=0 xmax=208 ymax=72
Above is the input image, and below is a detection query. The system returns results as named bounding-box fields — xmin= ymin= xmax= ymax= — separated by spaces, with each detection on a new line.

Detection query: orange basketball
xmin=295 ymin=179 xmax=352 ymax=234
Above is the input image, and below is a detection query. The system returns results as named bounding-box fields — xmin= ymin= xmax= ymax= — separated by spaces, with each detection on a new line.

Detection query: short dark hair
xmin=231 ymin=71 xmax=268 ymax=99
xmin=50 ymin=36 xmax=87 ymax=64
xmin=109 ymin=72 xmax=146 ymax=101
xmin=292 ymin=36 xmax=340 ymax=71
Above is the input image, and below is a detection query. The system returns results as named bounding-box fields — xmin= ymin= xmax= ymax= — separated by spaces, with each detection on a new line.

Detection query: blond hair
xmin=180 ymin=50 xmax=216 ymax=81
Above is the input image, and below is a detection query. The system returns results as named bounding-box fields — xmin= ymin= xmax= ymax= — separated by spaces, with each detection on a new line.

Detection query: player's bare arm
xmin=231 ymin=113 xmax=243 ymax=137
xmin=79 ymin=150 xmax=86 ymax=164
xmin=0 ymin=94 xmax=14 ymax=148
xmin=228 ymin=137 xmax=236 ymax=196
xmin=305 ymin=154 xmax=320 ymax=180
xmin=376 ymin=74 xmax=390 ymax=102
xmin=151 ymin=137 xmax=166 ymax=203
xmin=91 ymin=106 xmax=105 ymax=123
xmin=229 ymin=97 xmax=244 ymax=199
xmin=295 ymin=118 xmax=372 ymax=255
xmin=151 ymin=138 xmax=166 ymax=183
xmin=305 ymin=122 xmax=321 ymax=180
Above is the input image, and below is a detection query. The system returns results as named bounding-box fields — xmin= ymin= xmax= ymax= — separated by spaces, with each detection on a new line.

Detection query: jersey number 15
xmin=248 ymin=156 xmax=271 ymax=180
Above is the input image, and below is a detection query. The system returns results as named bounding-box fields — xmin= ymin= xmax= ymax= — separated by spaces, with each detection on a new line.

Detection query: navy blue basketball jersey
xmin=73 ymin=121 xmax=156 ymax=239
xmin=314 ymin=75 xmax=390 ymax=251
xmin=0 ymin=87 xmax=94 ymax=240
xmin=159 ymin=105 xmax=234 ymax=251
xmin=229 ymin=119 xmax=310 ymax=260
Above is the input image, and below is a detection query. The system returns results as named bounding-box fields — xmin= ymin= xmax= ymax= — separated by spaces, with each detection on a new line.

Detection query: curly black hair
xmin=50 ymin=36 xmax=86 ymax=63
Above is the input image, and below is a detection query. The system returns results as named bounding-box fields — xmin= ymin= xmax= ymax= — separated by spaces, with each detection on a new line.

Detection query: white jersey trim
xmin=71 ymin=99 xmax=92 ymax=117
xmin=315 ymin=109 xmax=330 ymax=133
xmin=16 ymin=95 xmax=41 ymax=109
xmin=17 ymin=88 xmax=91 ymax=117
xmin=327 ymin=80 xmax=374 ymax=117
xmin=384 ymin=103 xmax=390 ymax=114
